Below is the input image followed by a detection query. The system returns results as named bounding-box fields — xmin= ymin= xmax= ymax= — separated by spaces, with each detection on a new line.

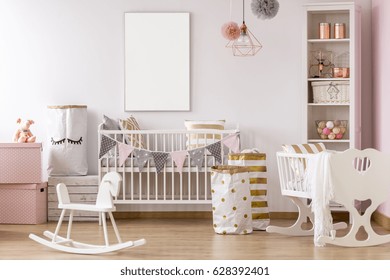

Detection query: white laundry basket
xmin=210 ymin=166 xmax=252 ymax=235
xmin=47 ymin=105 xmax=88 ymax=175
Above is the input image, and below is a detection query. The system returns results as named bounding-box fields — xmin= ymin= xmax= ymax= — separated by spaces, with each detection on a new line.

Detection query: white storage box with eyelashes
xmin=47 ymin=105 xmax=88 ymax=175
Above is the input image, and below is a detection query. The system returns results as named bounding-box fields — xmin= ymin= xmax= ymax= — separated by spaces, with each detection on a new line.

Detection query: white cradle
xmin=267 ymin=148 xmax=390 ymax=247
xmin=98 ymin=124 xmax=239 ymax=206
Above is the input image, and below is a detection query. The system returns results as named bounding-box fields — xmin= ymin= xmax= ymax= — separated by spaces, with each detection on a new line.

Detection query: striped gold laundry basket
xmin=228 ymin=152 xmax=269 ymax=230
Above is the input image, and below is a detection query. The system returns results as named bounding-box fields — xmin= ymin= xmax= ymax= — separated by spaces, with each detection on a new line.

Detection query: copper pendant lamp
xmin=232 ymin=0 xmax=262 ymax=57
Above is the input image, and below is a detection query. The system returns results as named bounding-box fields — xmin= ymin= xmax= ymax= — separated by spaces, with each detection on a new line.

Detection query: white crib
xmin=98 ymin=124 xmax=239 ymax=206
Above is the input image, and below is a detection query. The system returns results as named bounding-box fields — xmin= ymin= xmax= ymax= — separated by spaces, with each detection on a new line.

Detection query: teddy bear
xmin=13 ymin=118 xmax=36 ymax=143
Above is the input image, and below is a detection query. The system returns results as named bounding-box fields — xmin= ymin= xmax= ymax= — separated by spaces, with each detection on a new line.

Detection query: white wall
xmin=0 ymin=0 xmax=372 ymax=212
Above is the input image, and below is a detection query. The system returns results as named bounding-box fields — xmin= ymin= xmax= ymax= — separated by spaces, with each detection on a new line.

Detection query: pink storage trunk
xmin=0 ymin=183 xmax=47 ymax=224
xmin=0 ymin=143 xmax=42 ymax=184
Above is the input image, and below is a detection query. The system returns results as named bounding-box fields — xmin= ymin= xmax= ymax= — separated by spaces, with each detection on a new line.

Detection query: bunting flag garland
xmin=188 ymin=147 xmax=205 ymax=169
xmin=133 ymin=149 xmax=152 ymax=171
xmin=118 ymin=142 xmax=134 ymax=166
xmin=222 ymin=133 xmax=240 ymax=153
xmin=99 ymin=132 xmax=240 ymax=171
xmin=206 ymin=142 xmax=222 ymax=164
xmin=99 ymin=135 xmax=117 ymax=159
xmin=170 ymin=150 xmax=188 ymax=173
xmin=152 ymin=152 xmax=170 ymax=173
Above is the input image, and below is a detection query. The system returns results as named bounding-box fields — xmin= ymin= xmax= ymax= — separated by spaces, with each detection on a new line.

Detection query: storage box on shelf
xmin=312 ymin=81 xmax=349 ymax=103
xmin=48 ymin=175 xmax=99 ymax=221
xmin=0 ymin=143 xmax=47 ymax=224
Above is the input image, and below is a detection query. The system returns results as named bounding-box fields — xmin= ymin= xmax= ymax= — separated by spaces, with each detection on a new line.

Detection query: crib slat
xmin=122 ymin=136 xmax=126 ymax=201
xmin=284 ymin=154 xmax=294 ymax=190
xmin=170 ymin=134 xmax=174 ymax=201
xmin=162 ymin=134 xmax=166 ymax=200
xmin=180 ymin=134 xmax=183 ymax=201
xmin=154 ymin=134 xmax=158 ymax=200
xmin=187 ymin=133 xmax=191 ymax=201
xmin=276 ymin=154 xmax=284 ymax=193
xmin=204 ymin=146 xmax=208 ymax=201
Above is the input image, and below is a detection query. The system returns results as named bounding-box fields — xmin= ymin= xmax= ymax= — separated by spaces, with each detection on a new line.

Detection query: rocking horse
xmin=29 ymin=172 xmax=146 ymax=254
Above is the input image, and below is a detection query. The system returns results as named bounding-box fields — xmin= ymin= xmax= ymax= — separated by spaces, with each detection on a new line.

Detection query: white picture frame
xmin=124 ymin=12 xmax=190 ymax=111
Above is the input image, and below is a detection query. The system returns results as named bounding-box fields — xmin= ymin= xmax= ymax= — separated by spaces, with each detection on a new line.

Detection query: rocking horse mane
xmin=96 ymin=172 xmax=122 ymax=207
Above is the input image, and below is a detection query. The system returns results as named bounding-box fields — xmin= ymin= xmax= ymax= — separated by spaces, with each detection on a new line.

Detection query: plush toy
xmin=13 ymin=118 xmax=36 ymax=143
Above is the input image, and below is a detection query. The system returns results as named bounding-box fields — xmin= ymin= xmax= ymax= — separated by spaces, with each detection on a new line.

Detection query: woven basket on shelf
xmin=312 ymin=81 xmax=349 ymax=103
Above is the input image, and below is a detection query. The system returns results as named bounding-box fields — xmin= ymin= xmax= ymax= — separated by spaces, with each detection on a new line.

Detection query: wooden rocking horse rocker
xmin=29 ymin=172 xmax=146 ymax=254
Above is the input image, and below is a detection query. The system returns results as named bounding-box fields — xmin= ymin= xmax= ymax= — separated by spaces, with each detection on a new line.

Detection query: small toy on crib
xmin=13 ymin=118 xmax=36 ymax=143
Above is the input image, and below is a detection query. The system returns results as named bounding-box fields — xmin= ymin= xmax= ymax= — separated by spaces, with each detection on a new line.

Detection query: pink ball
xmin=326 ymin=121 xmax=334 ymax=129
xmin=336 ymin=133 xmax=343 ymax=139
xmin=322 ymin=127 xmax=331 ymax=135
xmin=221 ymin=21 xmax=240 ymax=40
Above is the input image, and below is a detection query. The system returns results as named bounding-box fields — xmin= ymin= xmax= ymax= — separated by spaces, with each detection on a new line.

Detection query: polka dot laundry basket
xmin=210 ymin=166 xmax=252 ymax=235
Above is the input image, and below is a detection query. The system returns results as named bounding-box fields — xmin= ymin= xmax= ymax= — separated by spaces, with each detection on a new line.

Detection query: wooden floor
xmin=1 ymin=218 xmax=390 ymax=260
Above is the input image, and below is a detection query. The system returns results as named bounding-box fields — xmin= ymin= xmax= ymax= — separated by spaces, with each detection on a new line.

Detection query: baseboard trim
xmin=113 ymin=211 xmax=350 ymax=222
xmin=114 ymin=211 xmax=299 ymax=220
xmin=113 ymin=211 xmax=213 ymax=219
xmin=372 ymin=211 xmax=390 ymax=230
xmin=270 ymin=211 xmax=349 ymax=221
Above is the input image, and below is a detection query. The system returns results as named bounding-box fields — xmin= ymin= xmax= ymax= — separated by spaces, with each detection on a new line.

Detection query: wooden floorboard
xmin=1 ymin=219 xmax=390 ymax=260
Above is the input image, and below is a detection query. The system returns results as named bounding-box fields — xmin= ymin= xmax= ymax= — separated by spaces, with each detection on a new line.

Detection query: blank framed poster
xmin=124 ymin=13 xmax=190 ymax=111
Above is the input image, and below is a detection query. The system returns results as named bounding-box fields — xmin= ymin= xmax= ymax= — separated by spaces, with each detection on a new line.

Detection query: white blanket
xmin=305 ymin=151 xmax=334 ymax=246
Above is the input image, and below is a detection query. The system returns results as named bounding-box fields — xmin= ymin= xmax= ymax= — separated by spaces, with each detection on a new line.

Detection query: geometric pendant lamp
xmin=231 ymin=0 xmax=262 ymax=56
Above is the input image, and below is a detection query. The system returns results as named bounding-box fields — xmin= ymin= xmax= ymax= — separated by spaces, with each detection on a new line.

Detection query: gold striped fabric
xmin=188 ymin=124 xmax=224 ymax=130
xmin=185 ymin=120 xmax=225 ymax=149
xmin=229 ymin=153 xmax=267 ymax=161
xmin=251 ymin=201 xmax=268 ymax=208
xmin=247 ymin=166 xmax=267 ymax=172
xmin=228 ymin=152 xmax=269 ymax=230
xmin=281 ymin=143 xmax=327 ymax=178
xmin=282 ymin=143 xmax=326 ymax=154
xmin=251 ymin=189 xmax=267 ymax=196
xmin=252 ymin=213 xmax=270 ymax=220
xmin=250 ymin=178 xmax=267 ymax=184
xmin=119 ymin=116 xmax=145 ymax=148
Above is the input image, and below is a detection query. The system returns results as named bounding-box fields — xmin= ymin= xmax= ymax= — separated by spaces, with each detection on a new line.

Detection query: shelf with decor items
xmin=303 ymin=2 xmax=361 ymax=151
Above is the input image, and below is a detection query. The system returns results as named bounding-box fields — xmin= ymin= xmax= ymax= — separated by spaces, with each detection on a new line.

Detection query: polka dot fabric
xmin=0 ymin=143 xmax=42 ymax=183
xmin=210 ymin=166 xmax=252 ymax=235
xmin=0 ymin=183 xmax=47 ymax=224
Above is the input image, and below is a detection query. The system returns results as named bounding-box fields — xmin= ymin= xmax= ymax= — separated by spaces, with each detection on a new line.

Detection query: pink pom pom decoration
xmin=221 ymin=21 xmax=240 ymax=40
xmin=322 ymin=127 xmax=331 ymax=135
xmin=336 ymin=133 xmax=343 ymax=139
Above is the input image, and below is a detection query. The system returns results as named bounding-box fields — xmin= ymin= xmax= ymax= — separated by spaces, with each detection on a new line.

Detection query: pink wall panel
xmin=372 ymin=0 xmax=390 ymax=216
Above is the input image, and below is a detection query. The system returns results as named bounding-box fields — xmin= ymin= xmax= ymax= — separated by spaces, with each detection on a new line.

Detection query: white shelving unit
xmin=303 ymin=2 xmax=361 ymax=151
